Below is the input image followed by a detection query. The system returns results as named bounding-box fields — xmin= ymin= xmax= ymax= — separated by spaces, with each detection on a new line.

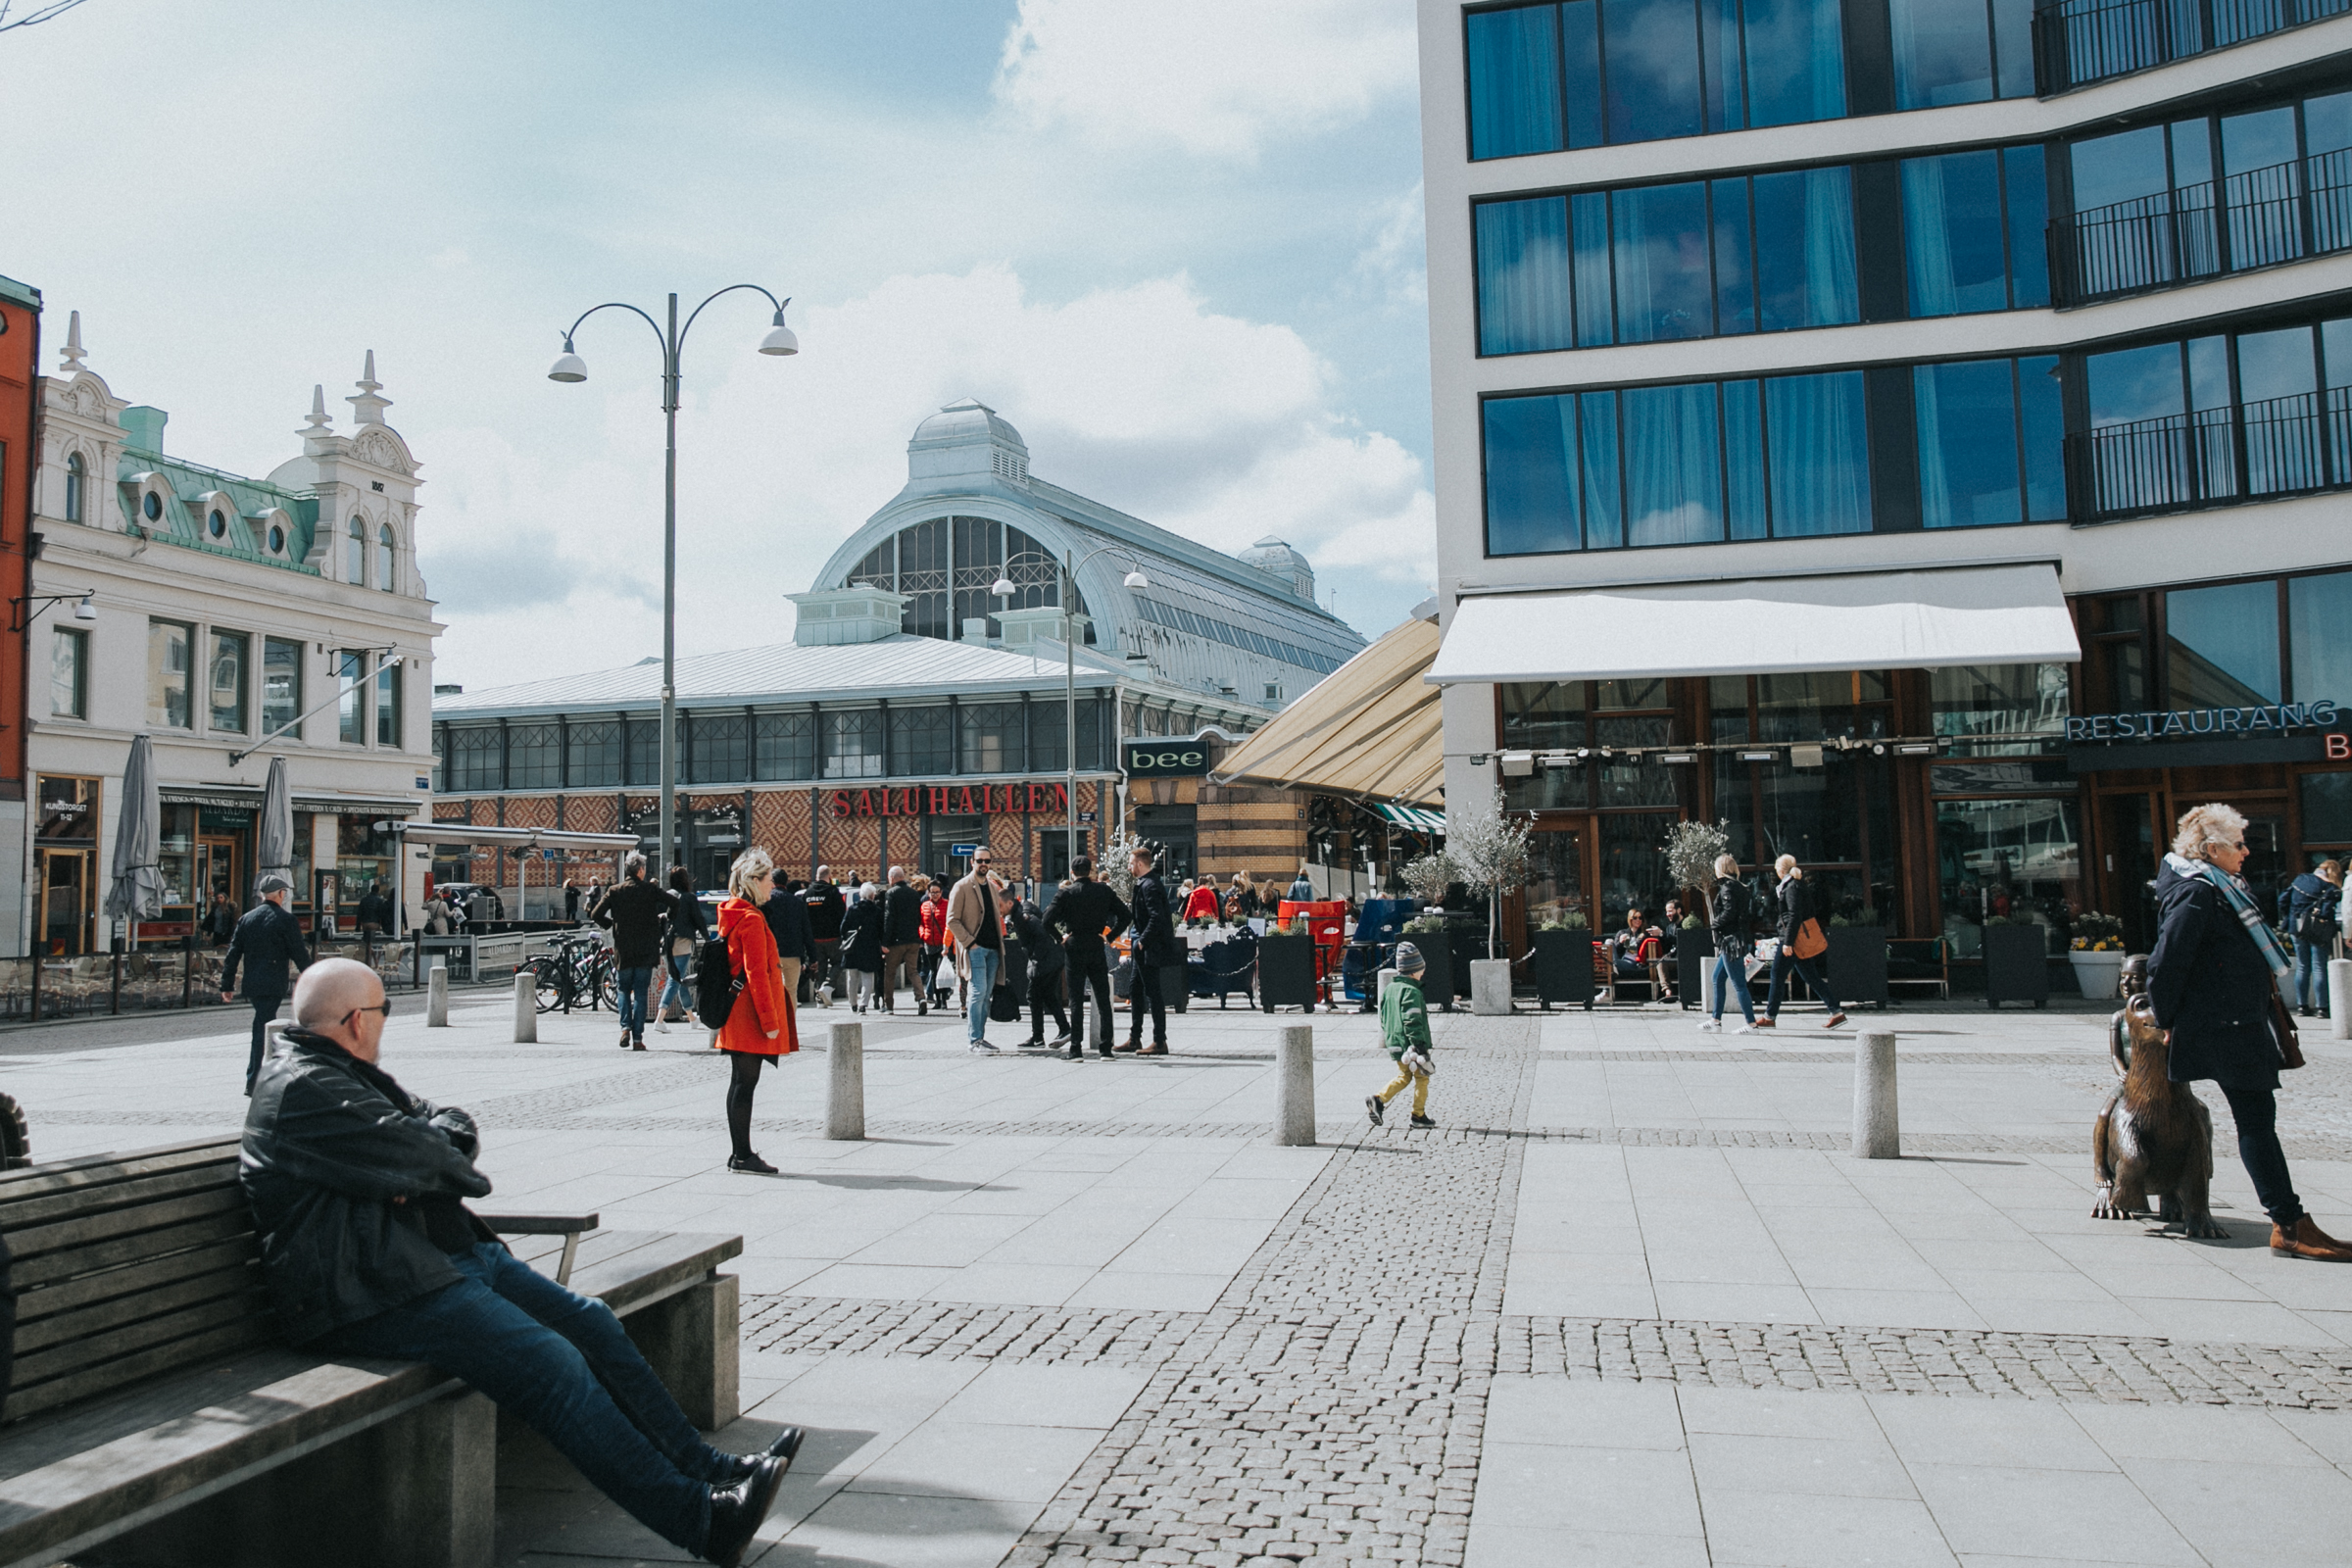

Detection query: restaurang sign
xmin=2065 ymin=700 xmax=2341 ymax=742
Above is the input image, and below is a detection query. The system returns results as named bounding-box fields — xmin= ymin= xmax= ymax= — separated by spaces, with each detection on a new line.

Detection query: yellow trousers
xmin=1378 ymin=1064 xmax=1431 ymax=1117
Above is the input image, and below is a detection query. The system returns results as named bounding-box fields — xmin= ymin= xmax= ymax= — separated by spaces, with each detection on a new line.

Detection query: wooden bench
xmin=0 ymin=1136 xmax=741 ymax=1568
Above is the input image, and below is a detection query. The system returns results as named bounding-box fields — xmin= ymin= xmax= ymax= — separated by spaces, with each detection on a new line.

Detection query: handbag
xmin=671 ymin=935 xmax=695 ymax=957
xmin=1792 ymin=917 xmax=1828 ymax=961
xmin=2271 ymin=989 xmax=2306 ymax=1071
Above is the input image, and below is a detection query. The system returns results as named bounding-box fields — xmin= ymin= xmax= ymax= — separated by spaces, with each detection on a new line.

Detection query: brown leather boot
xmin=2271 ymin=1216 xmax=2352 ymax=1260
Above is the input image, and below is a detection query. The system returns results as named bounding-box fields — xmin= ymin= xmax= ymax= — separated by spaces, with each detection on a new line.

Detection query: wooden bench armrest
xmin=478 ymin=1213 xmax=600 ymax=1284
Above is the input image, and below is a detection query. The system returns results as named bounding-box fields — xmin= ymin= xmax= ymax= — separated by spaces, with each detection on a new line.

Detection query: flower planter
xmin=1530 ymin=929 xmax=1596 ymax=1009
xmin=2068 ymin=949 xmax=2127 ymax=1002
xmin=1256 ymin=933 xmax=1318 ymax=1012
xmin=1674 ymin=928 xmax=1712 ymax=1009
xmin=1404 ymin=929 xmax=1455 ymax=1011
xmin=1983 ymin=922 xmax=2051 ymax=1008
xmin=1824 ymin=927 xmax=1890 ymax=1009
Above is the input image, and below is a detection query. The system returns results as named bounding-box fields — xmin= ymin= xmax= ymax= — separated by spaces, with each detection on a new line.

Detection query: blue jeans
xmin=965 ymin=945 xmax=1000 ymax=1043
xmin=316 ymin=1242 xmax=729 ymax=1553
xmin=1710 ymin=945 xmax=1756 ymax=1024
xmin=659 ymin=952 xmax=690 ymax=1017
xmin=2295 ymin=939 xmax=2331 ymax=1012
xmin=616 ymin=965 xmax=655 ymax=1037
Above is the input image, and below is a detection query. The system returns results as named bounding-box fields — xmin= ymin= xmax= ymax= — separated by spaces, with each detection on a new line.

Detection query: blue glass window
xmin=1624 ymin=382 xmax=1724 ymax=545
xmin=1764 ymin=371 xmax=1871 ymax=537
xmin=2289 ymin=571 xmax=2352 ymax=706
xmin=1752 ymin=168 xmax=1857 ymax=332
xmin=2167 ymin=581 xmax=2281 ymax=707
xmin=1915 ymin=357 xmax=2065 ymax=528
xmin=1742 ymin=0 xmax=1847 ymax=128
xmin=1604 ymin=0 xmax=1704 ymax=144
xmin=1889 ymin=0 xmax=2032 ymax=109
xmin=1483 ymin=395 xmax=1580 ymax=555
xmin=1612 ymin=182 xmax=1712 ymax=342
xmin=1467 ymin=4 xmax=1564 ymax=159
xmin=1903 ymin=148 xmax=2047 ymax=317
xmin=1476 ymin=198 xmax=1574 ymax=355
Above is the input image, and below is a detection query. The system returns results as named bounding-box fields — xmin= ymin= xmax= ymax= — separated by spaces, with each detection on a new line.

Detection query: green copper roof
xmin=116 ymin=438 xmax=319 ymax=574
xmin=0 ymin=273 xmax=40 ymax=311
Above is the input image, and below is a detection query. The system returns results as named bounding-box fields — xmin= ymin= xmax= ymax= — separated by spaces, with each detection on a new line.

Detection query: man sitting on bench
xmin=241 ymin=958 xmax=798 ymax=1568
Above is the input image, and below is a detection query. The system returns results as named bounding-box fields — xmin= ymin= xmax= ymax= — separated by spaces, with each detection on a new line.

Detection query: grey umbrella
xmin=257 ymin=755 xmax=295 ymax=904
xmin=103 ymin=734 xmax=166 ymax=931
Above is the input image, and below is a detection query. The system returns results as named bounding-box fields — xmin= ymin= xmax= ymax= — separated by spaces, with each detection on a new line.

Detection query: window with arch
xmin=64 ymin=453 xmax=83 ymax=523
xmin=377 ymin=523 xmax=396 ymax=592
xmin=142 ymin=491 xmax=162 ymax=522
xmin=346 ymin=517 xmax=367 ymax=584
xmin=845 ymin=517 xmax=1094 ymax=645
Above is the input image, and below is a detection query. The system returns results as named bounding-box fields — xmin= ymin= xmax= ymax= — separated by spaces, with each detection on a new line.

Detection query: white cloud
xmin=416 ymin=263 xmax=1435 ymax=686
xmin=993 ymin=0 xmax=1418 ymax=160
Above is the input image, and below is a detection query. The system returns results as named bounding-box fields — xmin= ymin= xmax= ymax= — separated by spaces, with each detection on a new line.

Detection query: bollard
xmin=1275 ymin=1024 xmax=1315 ymax=1147
xmin=2332 ymin=959 xmax=2352 ymax=1042
xmin=827 ymin=1020 xmax=865 ymax=1140
xmin=427 ymin=959 xmax=449 ymax=1027
xmin=514 ymin=971 xmax=537 ymax=1044
xmin=1376 ymin=967 xmax=1397 ymax=1008
xmin=1852 ymin=1029 xmax=1898 ymax=1159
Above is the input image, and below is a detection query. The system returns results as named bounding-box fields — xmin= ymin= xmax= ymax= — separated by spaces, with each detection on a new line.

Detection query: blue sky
xmin=0 ymin=0 xmax=1431 ymax=687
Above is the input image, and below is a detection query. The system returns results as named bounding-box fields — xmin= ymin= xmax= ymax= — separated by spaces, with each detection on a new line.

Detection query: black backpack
xmin=695 ymin=935 xmax=742 ymax=1030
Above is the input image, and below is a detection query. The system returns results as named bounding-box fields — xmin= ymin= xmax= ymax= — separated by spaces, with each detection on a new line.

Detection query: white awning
xmin=396 ymin=823 xmax=639 ymax=851
xmin=1428 ymin=563 xmax=2080 ymax=686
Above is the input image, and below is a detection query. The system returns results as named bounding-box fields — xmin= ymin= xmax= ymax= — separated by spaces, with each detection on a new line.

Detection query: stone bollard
xmin=2332 ymin=958 xmax=2352 ymax=1042
xmin=827 ymin=1020 xmax=864 ymax=1140
xmin=1376 ymin=967 xmax=1397 ymax=1008
xmin=514 ymin=971 xmax=537 ymax=1044
xmin=1469 ymin=957 xmax=1512 ymax=1015
xmin=1853 ymin=1029 xmax=1898 ymax=1159
xmin=427 ymin=959 xmax=449 ymax=1027
xmin=1275 ymin=1024 xmax=1315 ymax=1146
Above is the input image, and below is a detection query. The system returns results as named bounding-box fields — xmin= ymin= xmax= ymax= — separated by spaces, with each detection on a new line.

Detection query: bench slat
xmin=0 ymin=1160 xmax=240 ymax=1233
xmin=565 ymin=1230 xmax=742 ymax=1316
xmin=13 ymin=1261 xmax=264 ymax=1356
xmin=10 ymin=1207 xmax=257 ymax=1291
xmin=0 ymin=1138 xmax=239 ymax=1203
xmin=11 ymin=1290 xmax=272 ymax=1395
xmin=3 ymin=1315 xmax=275 ymax=1424
xmin=5 ymin=1184 xmax=251 ymax=1266
xmin=477 ymin=1212 xmax=599 ymax=1235
xmin=11 ymin=1238 xmax=259 ymax=1329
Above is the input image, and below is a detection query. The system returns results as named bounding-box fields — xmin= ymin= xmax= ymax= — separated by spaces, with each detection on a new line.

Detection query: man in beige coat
xmin=947 ymin=850 xmax=1008 ymax=1055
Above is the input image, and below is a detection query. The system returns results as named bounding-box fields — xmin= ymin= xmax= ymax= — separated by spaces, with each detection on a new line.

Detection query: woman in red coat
xmin=717 ymin=848 xmax=797 ymax=1174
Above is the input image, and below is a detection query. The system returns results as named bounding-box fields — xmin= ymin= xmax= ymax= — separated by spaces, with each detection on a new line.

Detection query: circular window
xmin=142 ymin=492 xmax=162 ymax=521
xmin=268 ymin=524 xmax=285 ymax=553
xmin=208 ymin=510 xmax=226 ymax=539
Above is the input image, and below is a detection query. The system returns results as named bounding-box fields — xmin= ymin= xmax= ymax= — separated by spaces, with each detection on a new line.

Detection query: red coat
xmin=917 ymin=891 xmax=948 ymax=946
xmin=716 ymin=896 xmax=797 ymax=1056
xmin=1182 ymin=885 xmax=1222 ymax=922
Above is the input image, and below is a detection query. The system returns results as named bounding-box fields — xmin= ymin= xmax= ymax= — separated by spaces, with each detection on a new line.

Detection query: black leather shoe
xmin=704 ymin=1454 xmax=786 ymax=1567
xmin=727 ymin=1153 xmax=779 ymax=1175
xmin=710 ymin=1424 xmax=806 ymax=1486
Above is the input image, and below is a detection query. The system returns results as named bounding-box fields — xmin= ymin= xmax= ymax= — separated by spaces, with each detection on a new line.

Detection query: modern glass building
xmin=1420 ymin=0 xmax=2352 ymax=968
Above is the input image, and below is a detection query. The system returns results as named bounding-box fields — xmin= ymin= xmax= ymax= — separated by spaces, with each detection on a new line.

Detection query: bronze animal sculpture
xmin=2091 ymin=955 xmax=2225 ymax=1237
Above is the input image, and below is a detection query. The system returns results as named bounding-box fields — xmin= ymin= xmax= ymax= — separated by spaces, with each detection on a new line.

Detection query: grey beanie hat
xmin=1394 ymin=940 xmax=1425 ymax=973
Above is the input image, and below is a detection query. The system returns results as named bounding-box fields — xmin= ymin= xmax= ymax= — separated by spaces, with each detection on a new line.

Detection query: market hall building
xmin=428 ymin=400 xmax=1365 ymax=899
xmin=1416 ymin=1 xmax=2352 ymax=968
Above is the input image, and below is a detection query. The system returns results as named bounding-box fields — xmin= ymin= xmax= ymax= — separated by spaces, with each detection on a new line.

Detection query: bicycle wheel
xmin=596 ymin=956 xmax=619 ymax=1012
xmin=529 ymin=957 xmax=564 ymax=1013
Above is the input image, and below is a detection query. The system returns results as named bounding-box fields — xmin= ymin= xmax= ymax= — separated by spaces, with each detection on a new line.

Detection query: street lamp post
xmin=549 ymin=287 xmax=798 ymax=881
xmin=994 ymin=548 xmax=1149 ymax=879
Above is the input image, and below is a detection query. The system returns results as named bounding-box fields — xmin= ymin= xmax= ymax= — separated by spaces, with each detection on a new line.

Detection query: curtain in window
xmin=1698 ymin=0 xmax=1743 ymax=133
xmin=1723 ymin=379 xmax=1768 ymax=539
xmin=1904 ymin=151 xmax=2012 ymax=318
xmin=1477 ymin=198 xmax=1575 ymax=355
xmin=1916 ymin=360 xmax=2023 ymax=528
xmin=1571 ymin=192 xmax=1614 ymax=346
xmin=1710 ymin=178 xmax=1754 ymax=334
xmin=1890 ymin=0 xmax=1993 ymax=110
xmin=1579 ymin=392 xmax=1624 ymax=547
xmin=1604 ymin=0 xmax=1704 ymax=145
xmin=1752 ymin=168 xmax=1856 ymax=331
xmin=1741 ymin=0 xmax=1845 ymax=127
xmin=1467 ymin=4 xmax=1563 ymax=160
xmin=1612 ymin=181 xmax=1711 ymax=341
xmin=1765 ymin=370 xmax=1871 ymax=536
xmin=1623 ymin=381 xmax=1723 ymax=546
xmin=1483 ymin=395 xmax=1581 ymax=555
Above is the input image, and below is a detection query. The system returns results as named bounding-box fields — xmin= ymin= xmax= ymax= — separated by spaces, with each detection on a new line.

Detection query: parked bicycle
xmin=525 ymin=934 xmax=617 ymax=1014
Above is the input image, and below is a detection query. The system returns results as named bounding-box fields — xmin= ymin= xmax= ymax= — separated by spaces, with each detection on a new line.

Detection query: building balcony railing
xmin=2034 ymin=0 xmax=2352 ymax=95
xmin=2065 ymin=386 xmax=2352 ymax=518
xmin=2051 ymin=147 xmax=2352 ymax=302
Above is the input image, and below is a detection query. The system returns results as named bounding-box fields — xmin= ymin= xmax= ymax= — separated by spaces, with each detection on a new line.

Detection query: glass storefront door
xmin=2232 ymin=803 xmax=2290 ymax=922
xmin=39 ymin=848 xmax=93 ymax=956
xmin=1522 ymin=822 xmax=1589 ymax=946
xmin=1596 ymin=811 xmax=1680 ymax=932
xmin=2097 ymin=791 xmax=2161 ymax=953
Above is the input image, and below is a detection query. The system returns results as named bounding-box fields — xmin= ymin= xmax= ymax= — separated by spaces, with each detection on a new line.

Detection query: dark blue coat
xmin=223 ymin=901 xmax=310 ymax=999
xmin=763 ymin=887 xmax=814 ymax=963
xmin=2147 ymin=862 xmax=2284 ymax=1090
xmin=2285 ymin=872 xmax=2340 ymax=940
xmin=1129 ymin=872 xmax=1179 ymax=964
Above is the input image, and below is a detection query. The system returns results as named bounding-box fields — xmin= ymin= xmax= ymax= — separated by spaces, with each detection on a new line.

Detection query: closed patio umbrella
xmin=257 ymin=756 xmax=294 ymax=905
xmin=103 ymin=734 xmax=165 ymax=940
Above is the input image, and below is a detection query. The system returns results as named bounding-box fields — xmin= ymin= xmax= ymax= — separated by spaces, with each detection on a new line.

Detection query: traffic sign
xmin=950 ymin=843 xmax=979 ymax=856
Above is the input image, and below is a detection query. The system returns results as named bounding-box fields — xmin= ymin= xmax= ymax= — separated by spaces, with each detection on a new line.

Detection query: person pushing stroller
xmin=1365 ymin=941 xmax=1437 ymax=1130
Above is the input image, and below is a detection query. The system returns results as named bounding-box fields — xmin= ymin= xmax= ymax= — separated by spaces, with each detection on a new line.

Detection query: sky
xmin=0 ymin=0 xmax=1433 ymax=691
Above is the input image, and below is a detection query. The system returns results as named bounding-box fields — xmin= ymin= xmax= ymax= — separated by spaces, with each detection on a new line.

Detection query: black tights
xmin=725 ymin=1051 xmax=764 ymax=1159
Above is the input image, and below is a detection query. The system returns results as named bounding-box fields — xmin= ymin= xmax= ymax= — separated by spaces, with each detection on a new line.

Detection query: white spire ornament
xmin=58 ymin=310 xmax=85 ymax=373
xmin=300 ymin=383 xmax=332 ymax=436
xmin=346 ymin=350 xmax=392 ymax=425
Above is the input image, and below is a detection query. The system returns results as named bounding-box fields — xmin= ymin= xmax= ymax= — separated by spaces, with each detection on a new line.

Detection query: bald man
xmin=241 ymin=959 xmax=797 ymax=1566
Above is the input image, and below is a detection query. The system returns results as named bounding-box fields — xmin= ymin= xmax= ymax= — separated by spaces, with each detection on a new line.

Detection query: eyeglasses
xmin=345 ymin=999 xmax=393 ymax=1022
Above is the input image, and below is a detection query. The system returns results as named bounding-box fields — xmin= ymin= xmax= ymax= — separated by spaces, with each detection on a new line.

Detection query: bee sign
xmin=1123 ymin=739 xmax=1212 ymax=777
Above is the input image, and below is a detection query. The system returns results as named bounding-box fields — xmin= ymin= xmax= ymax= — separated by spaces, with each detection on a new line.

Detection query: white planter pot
xmin=2069 ymin=950 xmax=2126 ymax=1002
xmin=1469 ymin=958 xmax=1513 ymax=1015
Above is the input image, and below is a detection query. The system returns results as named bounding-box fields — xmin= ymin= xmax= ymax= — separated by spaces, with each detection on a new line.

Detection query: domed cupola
xmin=1241 ymin=535 xmax=1315 ymax=603
xmin=906 ymin=397 xmax=1030 ymax=488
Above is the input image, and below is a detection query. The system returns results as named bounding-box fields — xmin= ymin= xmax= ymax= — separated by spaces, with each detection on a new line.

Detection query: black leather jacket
xmin=1129 ymin=872 xmax=1179 ymax=963
xmin=240 ymin=1031 xmax=495 ymax=1346
xmin=222 ymin=901 xmax=310 ymax=999
xmin=763 ymin=889 xmax=814 ymax=962
xmin=883 ymin=882 xmax=923 ymax=946
xmin=593 ymin=877 xmax=673 ymax=969
xmin=1045 ymin=879 xmax=1130 ymax=956
xmin=1012 ymin=901 xmax=1065 ymax=977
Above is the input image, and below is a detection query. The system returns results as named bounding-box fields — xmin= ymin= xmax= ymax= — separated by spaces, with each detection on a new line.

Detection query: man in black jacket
xmin=1125 ymin=845 xmax=1179 ymax=1054
xmin=1044 ymin=857 xmax=1128 ymax=1060
xmin=763 ymin=876 xmax=815 ymax=1004
xmin=242 ymin=959 xmax=796 ymax=1565
xmin=593 ymin=853 xmax=671 ymax=1051
xmin=221 ymin=873 xmax=311 ymax=1095
xmin=803 ymin=869 xmax=845 ymax=1006
xmin=879 ymin=865 xmax=926 ymax=1015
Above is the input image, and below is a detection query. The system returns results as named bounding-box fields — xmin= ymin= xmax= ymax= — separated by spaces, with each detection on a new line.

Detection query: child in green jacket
xmin=1367 ymin=941 xmax=1437 ymax=1129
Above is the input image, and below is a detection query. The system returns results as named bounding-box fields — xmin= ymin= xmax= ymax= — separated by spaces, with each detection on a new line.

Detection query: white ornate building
xmin=22 ymin=317 xmax=441 ymax=953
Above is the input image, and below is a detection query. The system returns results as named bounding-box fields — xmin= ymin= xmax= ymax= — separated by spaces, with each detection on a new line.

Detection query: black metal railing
xmin=2065 ymin=385 xmax=2352 ymax=518
xmin=2035 ymin=0 xmax=2352 ymax=94
xmin=2053 ymin=147 xmax=2352 ymax=302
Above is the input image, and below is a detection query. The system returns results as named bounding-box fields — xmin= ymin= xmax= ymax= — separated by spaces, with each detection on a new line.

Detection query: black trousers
xmin=1028 ymin=969 xmax=1069 ymax=1042
xmin=244 ymin=994 xmax=284 ymax=1095
xmin=2220 ymin=1084 xmax=2305 ymax=1227
xmin=724 ymin=1051 xmax=765 ymax=1159
xmin=1066 ymin=948 xmax=1114 ymax=1053
xmin=1128 ymin=961 xmax=1167 ymax=1046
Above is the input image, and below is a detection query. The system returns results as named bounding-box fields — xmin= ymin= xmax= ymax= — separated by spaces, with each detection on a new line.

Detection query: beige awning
xmin=1213 ymin=615 xmax=1443 ymax=807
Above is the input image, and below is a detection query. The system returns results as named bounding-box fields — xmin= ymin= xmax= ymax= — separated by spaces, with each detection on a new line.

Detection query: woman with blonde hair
xmin=1760 ymin=854 xmax=1846 ymax=1029
xmin=1698 ymin=853 xmax=1759 ymax=1033
xmin=714 ymin=847 xmax=797 ymax=1175
xmin=2150 ymin=803 xmax=2348 ymax=1259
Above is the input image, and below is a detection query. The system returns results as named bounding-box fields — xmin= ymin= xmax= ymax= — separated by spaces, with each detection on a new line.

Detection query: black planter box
xmin=1824 ymin=927 xmax=1890 ymax=1009
xmin=1530 ymin=929 xmax=1596 ymax=1008
xmin=1257 ymin=933 xmax=1319 ymax=1012
xmin=1674 ymin=928 xmax=1713 ymax=1009
xmin=1160 ymin=960 xmax=1191 ymax=1014
xmin=1983 ymin=922 xmax=2051 ymax=1007
xmin=1404 ymin=929 xmax=1453 ymax=1011
xmin=1442 ymin=921 xmax=1489 ymax=1002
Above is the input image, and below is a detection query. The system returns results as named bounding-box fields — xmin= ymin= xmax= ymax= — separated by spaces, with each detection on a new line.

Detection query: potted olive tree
xmin=1662 ymin=820 xmax=1730 ymax=1011
xmin=2067 ymin=912 xmax=2128 ymax=1000
xmin=1529 ymin=908 xmax=1594 ymax=1009
xmin=1397 ymin=852 xmax=1459 ymax=1010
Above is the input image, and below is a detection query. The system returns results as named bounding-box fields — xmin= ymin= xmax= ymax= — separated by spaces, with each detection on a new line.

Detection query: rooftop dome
xmin=1241 ymin=535 xmax=1316 ymax=602
xmin=909 ymin=397 xmax=1028 ymax=456
xmin=906 ymin=397 xmax=1031 ymax=489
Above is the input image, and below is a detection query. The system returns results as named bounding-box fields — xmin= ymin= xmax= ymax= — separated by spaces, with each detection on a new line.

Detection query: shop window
xmin=1500 ymin=681 xmax=1589 ymax=809
xmin=1596 ymin=809 xmax=1681 ymax=931
xmin=376 ymin=659 xmax=402 ymax=748
xmin=754 ymin=712 xmax=814 ymax=781
xmin=2302 ymin=772 xmax=2352 ymax=845
xmin=263 ymin=637 xmax=302 ymax=737
xmin=822 ymin=710 xmax=882 ymax=779
xmin=1915 ymin=357 xmax=2065 ymax=528
xmin=1931 ymin=663 xmax=2070 ymax=755
xmin=567 ymin=720 xmax=621 ymax=787
xmin=1749 ymin=671 xmax=1895 ymax=920
xmin=209 ymin=630 xmax=248 ymax=734
xmin=147 ymin=619 xmax=193 ymax=729
xmin=2288 ymin=570 xmax=2352 ymax=705
xmin=338 ymin=815 xmax=396 ymax=912
xmin=335 ymin=650 xmax=368 ymax=744
xmin=157 ymin=803 xmax=197 ymax=909
xmin=509 ymin=723 xmax=560 ymax=789
xmin=1935 ymin=793 xmax=2082 ymax=958
xmin=50 ymin=626 xmax=87 ymax=719
xmin=1595 ymin=716 xmax=1678 ymax=808
xmin=36 ymin=775 xmax=99 ymax=843
xmin=2165 ymin=580 xmax=2281 ymax=707
xmin=959 ymin=703 xmax=1024 ymax=774
xmin=889 ymin=706 xmax=951 ymax=777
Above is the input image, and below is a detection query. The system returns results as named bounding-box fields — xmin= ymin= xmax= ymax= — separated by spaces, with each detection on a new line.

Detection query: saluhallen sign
xmin=2067 ymin=701 xmax=2343 ymax=748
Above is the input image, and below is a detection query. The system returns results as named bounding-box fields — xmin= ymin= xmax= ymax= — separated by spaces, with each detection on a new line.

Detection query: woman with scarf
xmin=2149 ymin=803 xmax=2348 ymax=1260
